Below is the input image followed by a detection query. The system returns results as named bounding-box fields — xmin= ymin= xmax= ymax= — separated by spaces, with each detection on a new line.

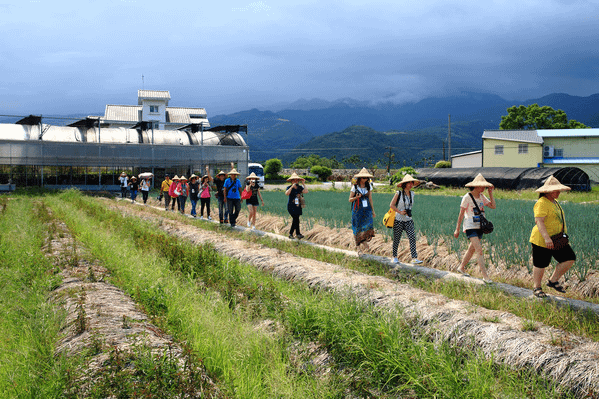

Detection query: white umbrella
xmin=138 ymin=172 xmax=154 ymax=179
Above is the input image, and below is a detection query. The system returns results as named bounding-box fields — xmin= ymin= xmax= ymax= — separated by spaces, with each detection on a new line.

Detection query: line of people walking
xmin=130 ymin=166 xmax=577 ymax=297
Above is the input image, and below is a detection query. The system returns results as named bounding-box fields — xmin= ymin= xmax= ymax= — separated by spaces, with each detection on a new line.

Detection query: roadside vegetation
xmin=3 ymin=189 xmax=596 ymax=397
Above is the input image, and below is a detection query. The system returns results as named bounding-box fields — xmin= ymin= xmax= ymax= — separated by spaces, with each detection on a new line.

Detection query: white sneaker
xmin=251 ymin=225 xmax=255 ymax=230
xmin=391 ymin=257 xmax=399 ymax=263
xmin=247 ymin=221 xmax=251 ymax=227
xmin=411 ymin=259 xmax=423 ymax=264
xmin=208 ymin=216 xmax=212 ymax=220
xmin=199 ymin=216 xmax=203 ymax=220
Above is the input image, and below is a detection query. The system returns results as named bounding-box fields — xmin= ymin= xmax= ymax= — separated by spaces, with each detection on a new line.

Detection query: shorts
xmin=246 ymin=198 xmax=259 ymax=206
xmin=465 ymin=229 xmax=483 ymax=239
xmin=531 ymin=243 xmax=576 ymax=269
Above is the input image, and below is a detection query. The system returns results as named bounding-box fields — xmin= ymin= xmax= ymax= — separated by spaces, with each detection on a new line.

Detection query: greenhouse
xmin=415 ymin=167 xmax=591 ymax=191
xmin=0 ymin=116 xmax=249 ymax=190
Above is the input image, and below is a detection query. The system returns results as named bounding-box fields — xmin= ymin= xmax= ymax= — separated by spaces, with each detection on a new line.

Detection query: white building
xmin=100 ymin=90 xmax=209 ymax=131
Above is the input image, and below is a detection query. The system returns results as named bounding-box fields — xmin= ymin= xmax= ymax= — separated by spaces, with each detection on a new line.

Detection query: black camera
xmin=406 ymin=209 xmax=412 ymax=218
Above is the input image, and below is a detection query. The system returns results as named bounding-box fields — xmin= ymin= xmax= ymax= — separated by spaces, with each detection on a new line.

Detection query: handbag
xmin=468 ymin=193 xmax=494 ymax=234
xmin=550 ymin=202 xmax=569 ymax=249
xmin=382 ymin=209 xmax=395 ymax=228
xmin=299 ymin=194 xmax=306 ymax=208
xmin=241 ymin=188 xmax=251 ymax=200
xmin=382 ymin=191 xmax=402 ymax=228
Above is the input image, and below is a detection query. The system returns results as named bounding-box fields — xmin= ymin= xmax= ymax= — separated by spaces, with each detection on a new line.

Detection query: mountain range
xmin=210 ymin=92 xmax=599 ymax=165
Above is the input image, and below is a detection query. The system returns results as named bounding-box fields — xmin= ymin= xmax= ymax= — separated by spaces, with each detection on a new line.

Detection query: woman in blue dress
xmin=349 ymin=168 xmax=376 ymax=254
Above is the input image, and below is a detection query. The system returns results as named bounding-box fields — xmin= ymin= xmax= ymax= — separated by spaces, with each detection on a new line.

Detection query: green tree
xmin=434 ymin=160 xmax=451 ymax=168
xmin=263 ymin=158 xmax=283 ymax=180
xmin=499 ymin=103 xmax=589 ymax=130
xmin=290 ymin=154 xmax=343 ymax=169
xmin=310 ymin=165 xmax=332 ymax=182
xmin=390 ymin=167 xmax=417 ymax=185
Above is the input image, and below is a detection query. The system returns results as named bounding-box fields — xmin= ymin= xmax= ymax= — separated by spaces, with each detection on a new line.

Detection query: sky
xmin=1 ymin=0 xmax=599 ymax=116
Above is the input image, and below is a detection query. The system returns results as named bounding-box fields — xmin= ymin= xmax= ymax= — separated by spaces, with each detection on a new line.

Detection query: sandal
xmin=547 ymin=280 xmax=566 ymax=293
xmin=533 ymin=288 xmax=547 ymax=298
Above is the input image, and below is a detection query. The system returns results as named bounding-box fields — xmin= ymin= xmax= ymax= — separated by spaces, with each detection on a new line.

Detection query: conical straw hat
xmin=216 ymin=170 xmax=226 ymax=176
xmin=172 ymin=175 xmax=180 ymax=180
xmin=246 ymin=172 xmax=259 ymax=180
xmin=228 ymin=168 xmax=240 ymax=175
xmin=287 ymin=172 xmax=303 ymax=181
xmin=179 ymin=176 xmax=187 ymax=181
xmin=354 ymin=167 xmax=374 ymax=179
xmin=536 ymin=175 xmax=571 ymax=193
xmin=465 ymin=173 xmax=493 ymax=187
xmin=396 ymin=174 xmax=421 ymax=187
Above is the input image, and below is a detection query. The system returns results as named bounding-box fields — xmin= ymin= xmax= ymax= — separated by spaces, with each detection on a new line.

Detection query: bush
xmin=390 ymin=167 xmax=417 ymax=185
xmin=310 ymin=165 xmax=332 ymax=182
xmin=264 ymin=159 xmax=283 ymax=180
xmin=434 ymin=161 xmax=451 ymax=168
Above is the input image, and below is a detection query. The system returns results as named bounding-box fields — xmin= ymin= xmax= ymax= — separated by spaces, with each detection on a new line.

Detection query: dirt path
xmin=44 ymin=210 xmax=218 ymax=396
xmin=107 ymin=199 xmax=599 ymax=397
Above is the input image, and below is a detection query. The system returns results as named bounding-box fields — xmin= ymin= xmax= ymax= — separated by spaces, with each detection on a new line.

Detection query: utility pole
xmin=442 ymin=141 xmax=446 ymax=161
xmin=448 ymin=114 xmax=452 ymax=165
xmin=385 ymin=146 xmax=394 ymax=176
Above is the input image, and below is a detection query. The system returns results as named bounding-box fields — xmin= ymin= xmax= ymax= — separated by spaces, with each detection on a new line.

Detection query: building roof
xmin=537 ymin=129 xmax=599 ymax=138
xmin=543 ymin=157 xmax=599 ymax=164
xmin=166 ymin=107 xmax=208 ymax=124
xmin=137 ymin=90 xmax=171 ymax=104
xmin=482 ymin=130 xmax=544 ymax=144
xmin=104 ymin=105 xmax=142 ymax=123
xmin=451 ymin=150 xmax=482 ymax=159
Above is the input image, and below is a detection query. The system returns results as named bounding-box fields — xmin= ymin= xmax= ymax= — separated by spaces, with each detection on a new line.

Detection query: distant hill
xmin=279 ymin=124 xmax=482 ymax=167
xmin=209 ymin=109 xmax=317 ymax=162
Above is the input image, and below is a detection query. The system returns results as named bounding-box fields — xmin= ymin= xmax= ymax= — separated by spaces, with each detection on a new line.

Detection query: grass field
xmin=1 ymin=190 xmax=585 ymax=398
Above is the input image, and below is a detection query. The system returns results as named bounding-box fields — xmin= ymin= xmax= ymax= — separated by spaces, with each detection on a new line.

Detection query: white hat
xmin=397 ymin=174 xmax=421 ymax=188
xmin=353 ymin=168 xmax=374 ymax=179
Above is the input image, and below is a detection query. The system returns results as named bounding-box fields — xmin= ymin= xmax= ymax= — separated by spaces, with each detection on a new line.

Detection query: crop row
xmin=260 ymin=191 xmax=598 ymax=280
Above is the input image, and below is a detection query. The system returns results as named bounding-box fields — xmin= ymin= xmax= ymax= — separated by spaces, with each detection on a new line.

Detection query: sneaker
xmin=251 ymin=225 xmax=255 ymax=230
xmin=411 ymin=259 xmax=423 ymax=265
xmin=247 ymin=221 xmax=251 ymax=227
xmin=288 ymin=234 xmax=294 ymax=239
xmin=296 ymin=234 xmax=304 ymax=239
xmin=199 ymin=216 xmax=203 ymax=220
xmin=224 ymin=219 xmax=229 ymax=223
xmin=208 ymin=216 xmax=212 ymax=220
xmin=391 ymin=257 xmax=399 ymax=263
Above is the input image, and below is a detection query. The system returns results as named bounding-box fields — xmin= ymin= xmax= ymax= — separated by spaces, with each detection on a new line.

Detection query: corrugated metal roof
xmin=451 ymin=150 xmax=482 ymax=158
xmin=537 ymin=129 xmax=599 ymax=138
xmin=105 ymin=105 xmax=142 ymax=122
xmin=482 ymin=130 xmax=543 ymax=144
xmin=137 ymin=90 xmax=171 ymax=100
xmin=166 ymin=107 xmax=208 ymax=124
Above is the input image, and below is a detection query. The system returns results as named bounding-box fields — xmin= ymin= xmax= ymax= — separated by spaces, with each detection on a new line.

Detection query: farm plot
xmin=260 ymin=191 xmax=599 ymax=282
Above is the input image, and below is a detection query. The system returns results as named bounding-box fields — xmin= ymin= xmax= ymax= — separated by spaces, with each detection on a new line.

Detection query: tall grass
xmin=50 ymin=191 xmax=573 ymax=398
xmin=0 ymin=198 xmax=67 ymax=398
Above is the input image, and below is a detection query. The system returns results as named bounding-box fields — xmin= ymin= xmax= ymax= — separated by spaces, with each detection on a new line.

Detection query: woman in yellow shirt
xmin=530 ymin=176 xmax=576 ymax=298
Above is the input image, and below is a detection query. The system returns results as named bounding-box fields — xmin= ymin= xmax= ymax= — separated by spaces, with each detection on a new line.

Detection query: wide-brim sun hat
xmin=228 ymin=168 xmax=240 ymax=175
xmin=246 ymin=172 xmax=259 ymax=180
xmin=216 ymin=170 xmax=226 ymax=176
xmin=397 ymin=174 xmax=421 ymax=188
xmin=287 ymin=172 xmax=303 ymax=181
xmin=536 ymin=175 xmax=571 ymax=193
xmin=189 ymin=174 xmax=198 ymax=180
xmin=354 ymin=167 xmax=374 ymax=179
xmin=465 ymin=173 xmax=493 ymax=188
xmin=120 ymin=172 xmax=127 ymax=177
xmin=179 ymin=176 xmax=188 ymax=181
xmin=172 ymin=175 xmax=180 ymax=180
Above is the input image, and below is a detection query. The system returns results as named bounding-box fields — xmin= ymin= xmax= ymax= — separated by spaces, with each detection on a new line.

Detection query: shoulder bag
xmin=468 ymin=193 xmax=494 ymax=234
xmin=550 ymin=201 xmax=569 ymax=249
xmin=382 ymin=192 xmax=402 ymax=228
